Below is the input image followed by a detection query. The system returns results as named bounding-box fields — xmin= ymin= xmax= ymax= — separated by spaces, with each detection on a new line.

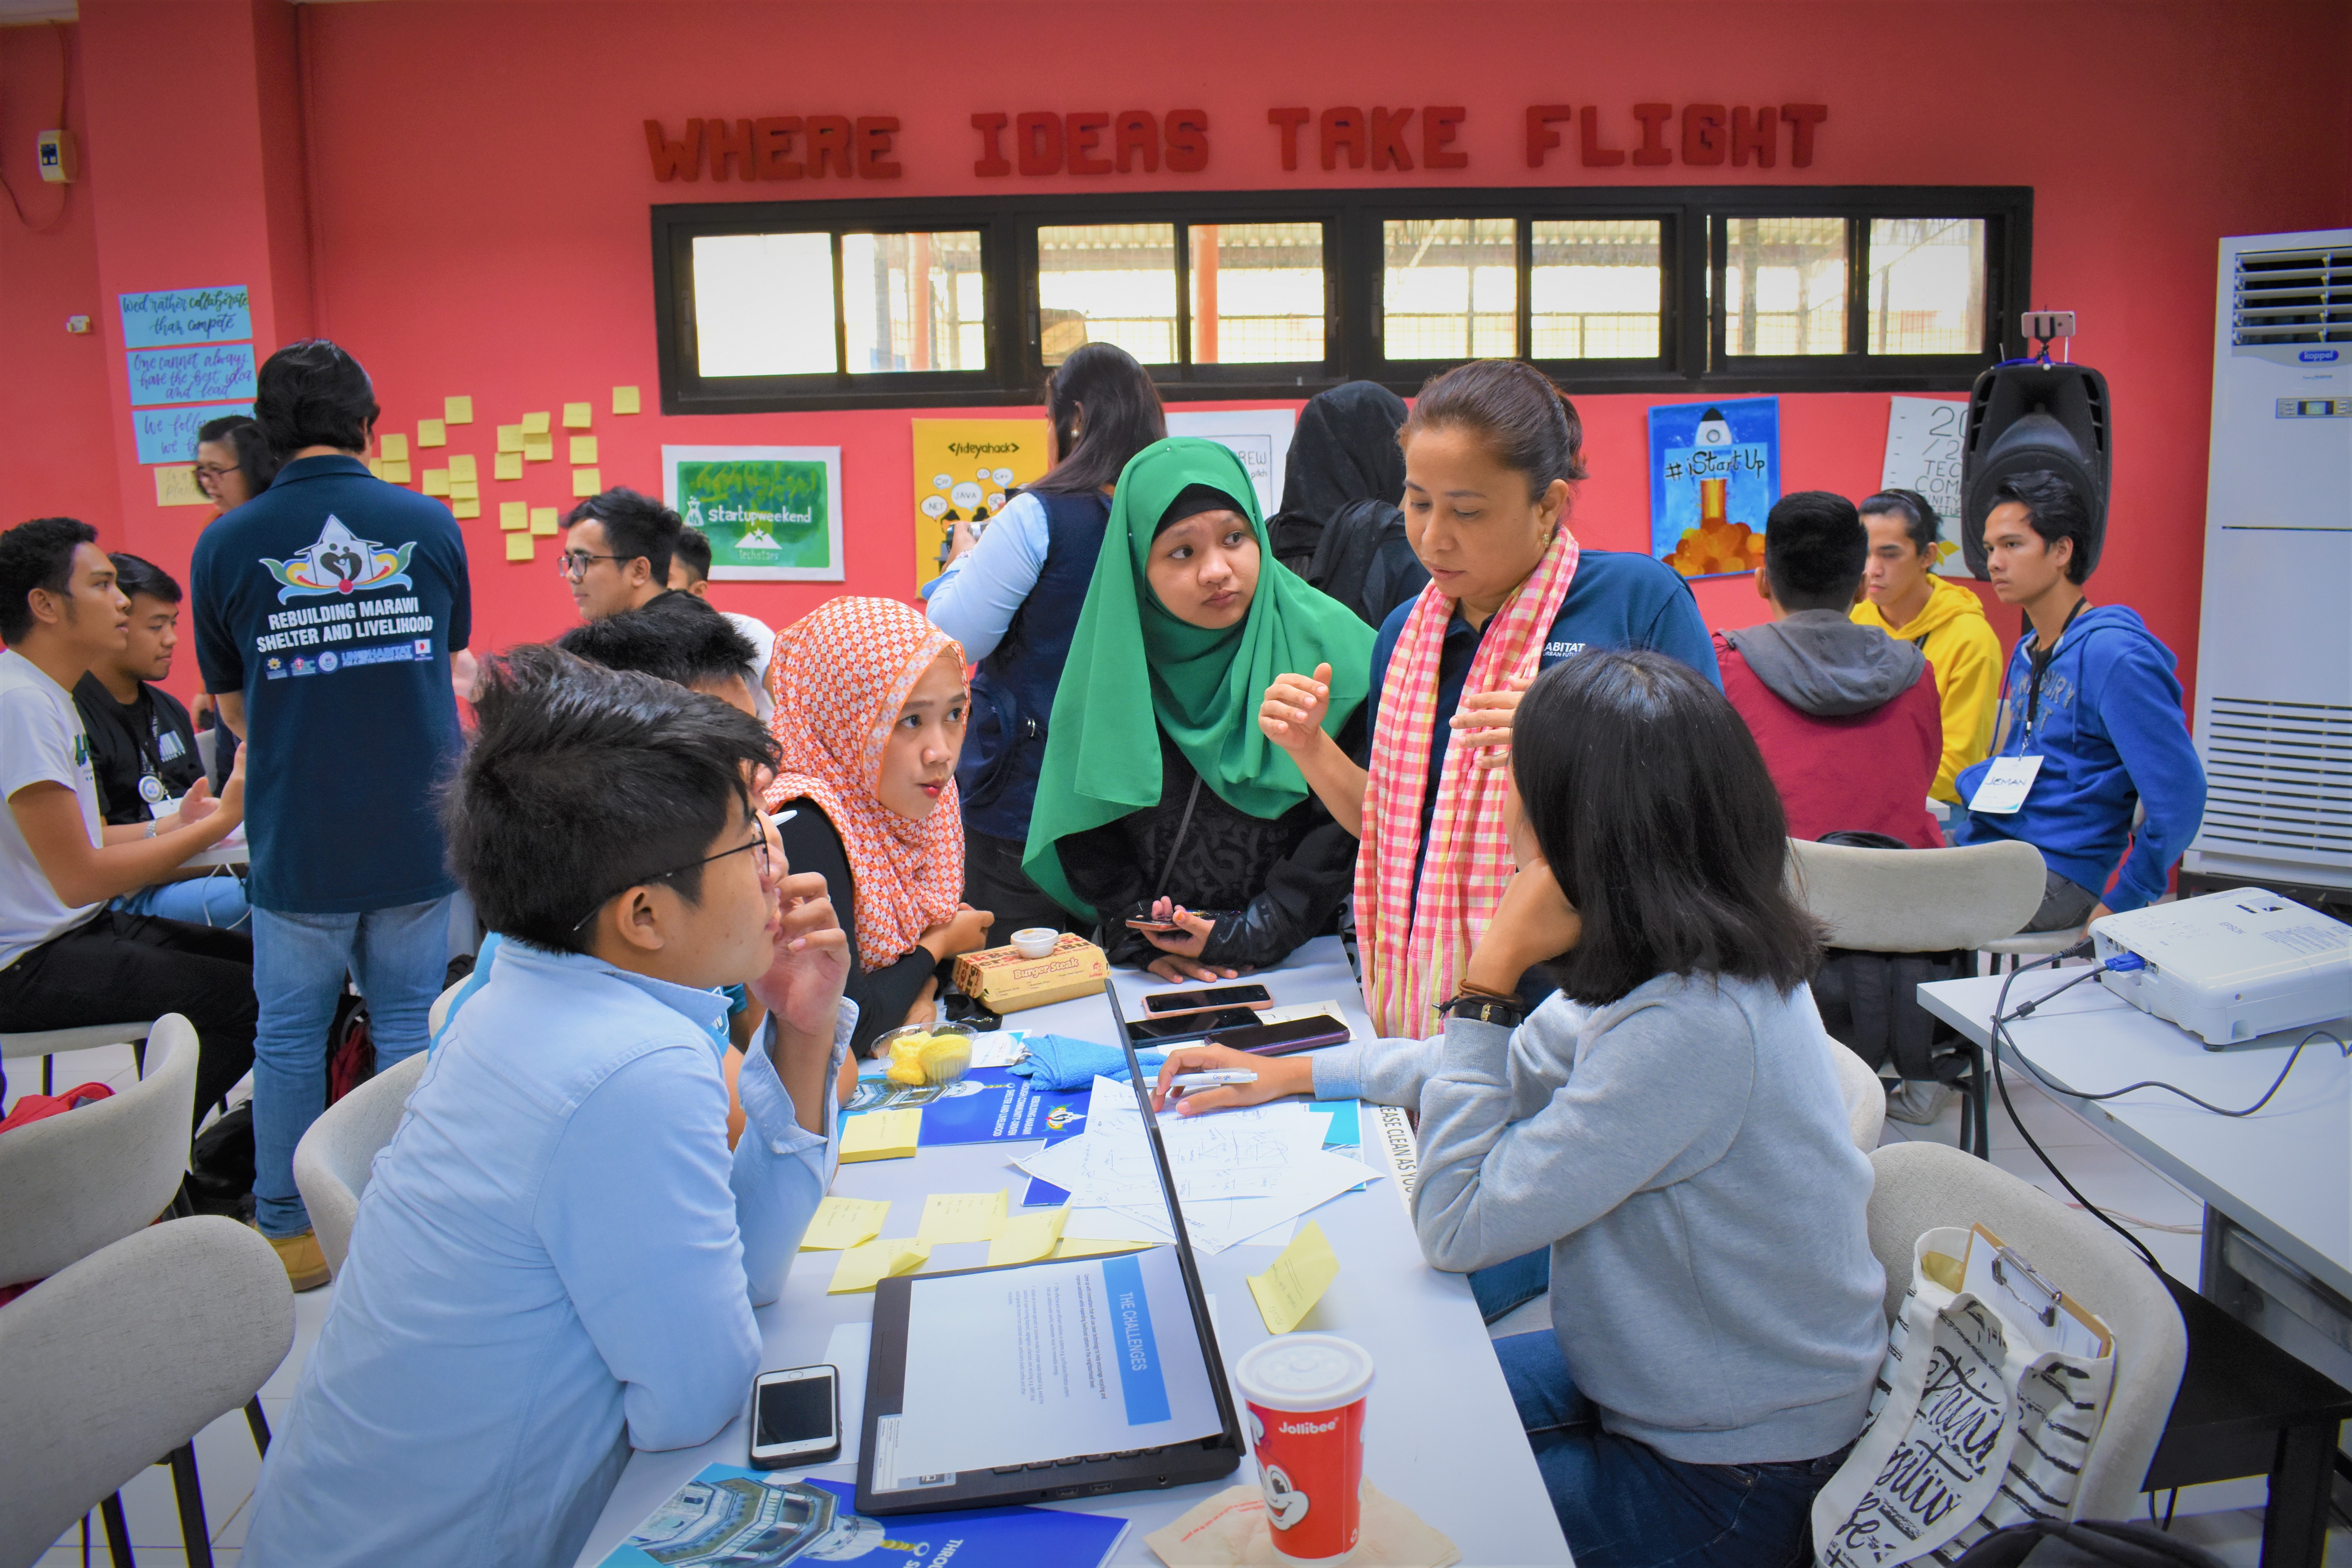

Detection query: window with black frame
xmin=652 ymin=187 xmax=2026 ymax=412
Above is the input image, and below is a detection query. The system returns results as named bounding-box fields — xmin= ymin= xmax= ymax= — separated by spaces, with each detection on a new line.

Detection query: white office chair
xmin=0 ymin=1216 xmax=294 ymax=1568
xmin=1865 ymin=1141 xmax=2187 ymax=1521
xmin=1825 ymin=1034 xmax=1887 ymax=1152
xmin=0 ymin=1014 xmax=196 ymax=1293
xmin=1 ymin=1018 xmax=158 ymax=1100
xmin=292 ymin=1050 xmax=427 ymax=1277
xmin=193 ymin=725 xmax=218 ymax=777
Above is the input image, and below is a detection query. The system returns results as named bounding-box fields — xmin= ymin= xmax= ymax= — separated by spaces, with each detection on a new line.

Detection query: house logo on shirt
xmin=261 ymin=515 xmax=416 ymax=604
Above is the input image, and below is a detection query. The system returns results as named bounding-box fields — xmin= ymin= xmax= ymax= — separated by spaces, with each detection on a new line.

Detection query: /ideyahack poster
xmin=664 ymin=445 xmax=844 ymax=581
xmin=1647 ymin=397 xmax=1780 ymax=579
xmin=909 ymin=419 xmax=1049 ymax=596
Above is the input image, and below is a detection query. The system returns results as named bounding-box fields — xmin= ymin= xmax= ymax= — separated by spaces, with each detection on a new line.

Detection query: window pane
xmin=1867 ymin=218 xmax=1984 ymax=355
xmin=1188 ymin=222 xmax=1325 ymax=364
xmin=842 ymin=231 xmax=987 ymax=373
xmin=1723 ymin=217 xmax=1846 ymax=356
xmin=1530 ymin=220 xmax=1661 ymax=359
xmin=1383 ymin=218 xmax=1516 ymax=359
xmin=1038 ymin=223 xmax=1177 ymax=366
xmin=692 ymin=232 xmax=837 ymax=377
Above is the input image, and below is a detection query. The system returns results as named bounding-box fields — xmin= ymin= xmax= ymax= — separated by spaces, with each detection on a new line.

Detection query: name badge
xmin=1969 ymin=755 xmax=2043 ymax=815
xmin=157 ymin=731 xmax=185 ymax=762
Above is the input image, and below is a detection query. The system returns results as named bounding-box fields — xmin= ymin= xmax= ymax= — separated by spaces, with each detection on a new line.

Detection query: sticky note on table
xmin=1053 ymin=1237 xmax=1149 ymax=1259
xmin=1247 ymin=1221 xmax=1339 ymax=1334
xmin=449 ymin=479 xmax=479 ymax=501
xmin=448 ymin=454 xmax=477 ymax=481
xmin=444 ymin=395 xmax=473 ymax=425
xmin=494 ymin=452 xmax=523 ymax=481
xmin=987 ymin=1205 xmax=1069 ymax=1266
xmin=563 ymin=401 xmax=592 ymax=429
xmin=801 ymin=1195 xmax=892 ymax=1251
xmin=504 ymin=533 xmax=535 ymax=563
xmin=379 ymin=433 xmax=410 ymax=461
xmin=572 ymin=467 xmax=603 ymax=497
xmin=530 ymin=506 xmax=559 ymax=535
xmin=499 ymin=501 xmax=529 ymax=531
xmin=523 ymin=434 xmax=554 ymax=462
xmin=379 ymin=459 xmax=411 ymax=485
xmin=496 ymin=424 xmax=524 ymax=453
xmin=521 ymin=410 xmax=551 ymax=435
xmin=828 ymin=1238 xmax=931 ymax=1294
xmin=917 ymin=1189 xmax=1009 ymax=1245
xmin=154 ymin=465 xmax=207 ymax=507
xmin=613 ymin=385 xmax=641 ymax=414
xmin=417 ymin=418 xmax=446 ymax=448
xmin=569 ymin=435 xmax=598 ymax=464
xmin=840 ymin=1109 xmax=921 ymax=1162
xmin=421 ymin=469 xmax=451 ymax=496
xmin=452 ymin=497 xmax=481 ymax=520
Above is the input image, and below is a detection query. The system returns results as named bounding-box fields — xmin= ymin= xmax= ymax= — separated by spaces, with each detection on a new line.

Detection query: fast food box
xmin=953 ymin=932 xmax=1107 ymax=1014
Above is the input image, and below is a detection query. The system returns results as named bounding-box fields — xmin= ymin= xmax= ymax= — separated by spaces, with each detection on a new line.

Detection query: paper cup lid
xmin=1234 ymin=1333 xmax=1374 ymax=1412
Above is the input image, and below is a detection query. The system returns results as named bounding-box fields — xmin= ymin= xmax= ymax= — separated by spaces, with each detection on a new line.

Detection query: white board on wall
xmin=1880 ymin=397 xmax=1973 ymax=575
xmin=1165 ymin=408 xmax=1296 ymax=518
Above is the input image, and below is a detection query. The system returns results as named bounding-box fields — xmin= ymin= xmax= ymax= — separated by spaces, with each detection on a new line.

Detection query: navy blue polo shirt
xmin=191 ymin=454 xmax=472 ymax=914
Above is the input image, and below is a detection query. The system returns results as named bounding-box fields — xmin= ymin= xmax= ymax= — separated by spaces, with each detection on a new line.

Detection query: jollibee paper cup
xmin=1234 ymin=1334 xmax=1374 ymax=1564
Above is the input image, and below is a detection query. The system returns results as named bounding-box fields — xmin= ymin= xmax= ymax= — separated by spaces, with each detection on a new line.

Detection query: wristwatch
xmin=1437 ymin=989 xmax=1526 ymax=1029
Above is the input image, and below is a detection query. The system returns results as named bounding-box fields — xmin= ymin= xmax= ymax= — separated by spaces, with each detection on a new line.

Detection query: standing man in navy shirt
xmin=193 ymin=339 xmax=472 ymax=1291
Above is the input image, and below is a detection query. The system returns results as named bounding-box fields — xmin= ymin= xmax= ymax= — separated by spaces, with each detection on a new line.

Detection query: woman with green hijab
xmin=1023 ymin=438 xmax=1375 ymax=982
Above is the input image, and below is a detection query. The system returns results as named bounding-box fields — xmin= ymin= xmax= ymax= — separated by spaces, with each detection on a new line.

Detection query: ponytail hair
xmin=1398 ymin=359 xmax=1588 ymax=499
xmin=1859 ymin=487 xmax=1941 ymax=558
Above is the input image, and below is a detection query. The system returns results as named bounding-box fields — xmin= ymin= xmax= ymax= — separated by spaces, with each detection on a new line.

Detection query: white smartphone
xmin=749 ymin=1365 xmax=841 ymax=1469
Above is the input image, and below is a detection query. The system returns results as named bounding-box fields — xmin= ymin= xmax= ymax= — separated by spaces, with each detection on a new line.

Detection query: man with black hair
xmin=667 ymin=525 xmax=775 ymax=721
xmin=1954 ymin=470 xmax=2205 ymax=932
xmin=0 ymin=517 xmax=256 ymax=1122
xmin=1715 ymin=491 xmax=1943 ymax=849
xmin=73 ymin=553 xmax=250 ymax=928
xmin=555 ymin=590 xmax=760 ymax=716
xmin=245 ymin=647 xmax=851 ymax=1568
xmin=561 ymin=486 xmax=682 ymax=622
xmin=191 ymin=338 xmax=472 ymax=1291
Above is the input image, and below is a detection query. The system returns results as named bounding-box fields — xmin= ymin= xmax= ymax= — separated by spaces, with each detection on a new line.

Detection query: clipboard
xmin=1962 ymin=1223 xmax=2112 ymax=1359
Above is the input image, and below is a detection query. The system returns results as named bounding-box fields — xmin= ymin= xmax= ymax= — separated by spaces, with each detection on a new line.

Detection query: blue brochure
xmin=842 ymin=1067 xmax=1089 ymax=1146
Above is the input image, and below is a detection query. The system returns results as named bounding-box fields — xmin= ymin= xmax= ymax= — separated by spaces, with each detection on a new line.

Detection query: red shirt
xmin=1717 ymin=637 xmax=1944 ymax=848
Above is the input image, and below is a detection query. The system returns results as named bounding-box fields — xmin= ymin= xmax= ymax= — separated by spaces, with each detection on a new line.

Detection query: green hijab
xmin=1022 ymin=437 xmax=1376 ymax=918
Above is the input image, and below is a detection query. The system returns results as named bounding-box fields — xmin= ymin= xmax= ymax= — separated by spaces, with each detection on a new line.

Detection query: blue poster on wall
xmin=1647 ymin=397 xmax=1781 ymax=579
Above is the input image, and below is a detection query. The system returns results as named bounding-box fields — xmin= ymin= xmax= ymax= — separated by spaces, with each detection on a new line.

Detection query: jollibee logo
xmin=1278 ymin=1417 xmax=1338 ymax=1434
xmin=1261 ymin=1465 xmax=1310 ymax=1530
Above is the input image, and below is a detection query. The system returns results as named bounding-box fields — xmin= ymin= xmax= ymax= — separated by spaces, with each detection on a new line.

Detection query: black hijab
xmin=1276 ymin=381 xmax=1408 ymax=528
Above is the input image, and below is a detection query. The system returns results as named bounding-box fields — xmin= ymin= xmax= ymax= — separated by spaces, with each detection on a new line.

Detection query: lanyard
xmin=2022 ymin=597 xmax=2089 ymax=744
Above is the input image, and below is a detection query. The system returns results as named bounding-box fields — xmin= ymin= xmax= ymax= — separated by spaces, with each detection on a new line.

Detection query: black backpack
xmin=1806 ymin=830 xmax=1971 ymax=1081
xmin=1271 ymin=497 xmax=1429 ymax=629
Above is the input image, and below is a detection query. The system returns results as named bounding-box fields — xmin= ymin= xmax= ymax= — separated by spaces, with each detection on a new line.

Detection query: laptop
xmin=854 ymin=985 xmax=1244 ymax=1515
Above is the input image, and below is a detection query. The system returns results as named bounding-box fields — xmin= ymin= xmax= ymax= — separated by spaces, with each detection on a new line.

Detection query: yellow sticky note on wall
xmin=421 ymin=470 xmax=451 ymax=497
xmin=827 ymin=1238 xmax=930 ymax=1294
xmin=563 ymin=401 xmax=592 ymax=429
xmin=916 ymin=1190 xmax=1009 ymax=1245
xmin=417 ymin=418 xmax=446 ymax=448
xmin=1247 ymin=1220 xmax=1340 ymax=1334
xmin=523 ymin=434 xmax=554 ymax=462
xmin=448 ymin=454 xmax=477 ymax=481
xmin=840 ymin=1109 xmax=921 ymax=1162
xmin=530 ymin=506 xmax=559 ymax=535
xmin=499 ymin=501 xmax=529 ymax=531
xmin=496 ymin=425 xmax=524 ymax=453
xmin=379 ymin=433 xmax=410 ymax=461
xmin=613 ymin=385 xmax=641 ymax=415
xmin=444 ymin=396 xmax=474 ymax=425
xmin=504 ymin=533 xmax=535 ymax=562
xmin=154 ymin=464 xmax=208 ymax=507
xmin=801 ymin=1196 xmax=892 ymax=1251
xmin=380 ymin=459 xmax=412 ymax=484
xmin=449 ymin=479 xmax=479 ymax=502
xmin=451 ymin=498 xmax=481 ymax=520
xmin=494 ymin=452 xmax=523 ymax=481
xmin=521 ymin=411 xmax=551 ymax=435
xmin=572 ymin=467 xmax=602 ymax=497
xmin=569 ymin=435 xmax=598 ymax=465
xmin=987 ymin=1205 xmax=1069 ymax=1266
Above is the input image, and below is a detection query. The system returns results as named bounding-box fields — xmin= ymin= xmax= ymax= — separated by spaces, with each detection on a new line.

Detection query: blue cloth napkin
xmin=1007 ymin=1033 xmax=1166 ymax=1093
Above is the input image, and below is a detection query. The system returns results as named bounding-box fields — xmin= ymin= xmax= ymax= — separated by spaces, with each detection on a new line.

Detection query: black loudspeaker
xmin=1958 ymin=361 xmax=2112 ymax=579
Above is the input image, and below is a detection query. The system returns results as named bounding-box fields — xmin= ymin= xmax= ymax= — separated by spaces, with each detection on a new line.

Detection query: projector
xmin=2091 ymin=888 xmax=2352 ymax=1048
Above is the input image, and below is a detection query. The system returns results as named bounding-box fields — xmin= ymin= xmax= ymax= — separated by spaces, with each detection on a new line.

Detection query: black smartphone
xmin=1201 ymin=1015 xmax=1354 ymax=1056
xmin=1127 ymin=1006 xmax=1263 ymax=1045
xmin=1142 ymin=982 xmax=1275 ymax=1017
xmin=750 ymin=1365 xmax=841 ymax=1469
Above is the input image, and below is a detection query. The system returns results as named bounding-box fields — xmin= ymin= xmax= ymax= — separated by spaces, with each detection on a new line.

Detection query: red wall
xmin=5 ymin=0 xmax=2348 ymax=706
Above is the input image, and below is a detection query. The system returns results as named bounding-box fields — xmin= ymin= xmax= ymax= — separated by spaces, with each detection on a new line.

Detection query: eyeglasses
xmin=192 ymin=464 xmax=239 ymax=487
xmin=570 ymin=831 xmax=771 ymax=934
xmin=556 ymin=550 xmax=632 ymax=582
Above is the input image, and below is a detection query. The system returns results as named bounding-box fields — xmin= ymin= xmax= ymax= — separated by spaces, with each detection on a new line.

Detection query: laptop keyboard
xmin=993 ymin=1447 xmax=1161 ymax=1475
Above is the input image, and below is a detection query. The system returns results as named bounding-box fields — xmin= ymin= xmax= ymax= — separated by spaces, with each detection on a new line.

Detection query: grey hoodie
xmin=1722 ymin=609 xmax=1927 ymax=717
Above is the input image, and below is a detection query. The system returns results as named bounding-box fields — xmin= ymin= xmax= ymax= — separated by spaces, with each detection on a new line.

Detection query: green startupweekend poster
xmin=663 ymin=445 xmax=844 ymax=581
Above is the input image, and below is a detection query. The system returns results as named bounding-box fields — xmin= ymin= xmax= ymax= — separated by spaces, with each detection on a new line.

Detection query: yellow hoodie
xmin=1851 ymin=576 xmax=2003 ymax=803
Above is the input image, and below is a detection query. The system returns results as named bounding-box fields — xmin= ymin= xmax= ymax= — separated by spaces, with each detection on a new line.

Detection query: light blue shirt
xmin=245 ymin=939 xmax=851 ymax=1568
xmin=924 ymin=490 xmax=1049 ymax=661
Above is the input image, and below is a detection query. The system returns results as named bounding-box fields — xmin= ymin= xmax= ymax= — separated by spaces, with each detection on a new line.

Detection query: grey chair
xmin=0 ymin=1018 xmax=158 ymax=1100
xmin=1825 ymin=1030 xmax=1887 ymax=1152
xmin=292 ymin=1049 xmax=427 ymax=1277
xmin=1865 ymin=1141 xmax=2188 ymax=1522
xmin=0 ymin=1216 xmax=294 ymax=1568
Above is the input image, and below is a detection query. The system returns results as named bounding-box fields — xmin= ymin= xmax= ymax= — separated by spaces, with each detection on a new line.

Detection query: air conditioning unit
xmin=2185 ymin=229 xmax=2352 ymax=893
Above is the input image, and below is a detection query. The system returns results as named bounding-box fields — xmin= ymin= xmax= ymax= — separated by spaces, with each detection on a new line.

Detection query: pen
xmin=1171 ymin=1070 xmax=1259 ymax=1091
xmin=764 ymin=809 xmax=797 ymax=827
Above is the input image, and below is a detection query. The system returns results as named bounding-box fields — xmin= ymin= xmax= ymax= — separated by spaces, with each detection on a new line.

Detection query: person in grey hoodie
xmin=1717 ymin=491 xmax=1944 ymax=849
xmin=1155 ymin=649 xmax=1887 ymax=1568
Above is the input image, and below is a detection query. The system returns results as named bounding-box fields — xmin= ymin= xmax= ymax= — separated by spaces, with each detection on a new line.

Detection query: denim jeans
xmin=250 ymin=896 xmax=451 ymax=1238
xmin=1494 ymin=1330 xmax=1848 ymax=1568
xmin=115 ymin=872 xmax=252 ymax=931
xmin=1470 ymin=1246 xmax=1553 ymax=1324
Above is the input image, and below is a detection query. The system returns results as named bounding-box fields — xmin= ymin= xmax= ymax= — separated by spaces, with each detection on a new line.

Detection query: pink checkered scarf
xmin=1355 ymin=528 xmax=1580 ymax=1037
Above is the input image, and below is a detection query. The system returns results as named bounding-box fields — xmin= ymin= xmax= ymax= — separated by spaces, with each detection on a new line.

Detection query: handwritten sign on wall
xmin=1880 ymin=397 xmax=1973 ymax=575
xmin=127 ymin=344 xmax=258 ymax=409
xmin=118 ymin=286 xmax=252 ymax=350
xmin=132 ymin=401 xmax=257 ymax=465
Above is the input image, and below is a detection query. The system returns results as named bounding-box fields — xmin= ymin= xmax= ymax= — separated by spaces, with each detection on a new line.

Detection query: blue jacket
xmin=1955 ymin=604 xmax=2206 ymax=913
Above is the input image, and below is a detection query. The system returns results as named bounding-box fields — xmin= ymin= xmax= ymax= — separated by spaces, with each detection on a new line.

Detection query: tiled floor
xmin=15 ymin=1040 xmax=2349 ymax=1563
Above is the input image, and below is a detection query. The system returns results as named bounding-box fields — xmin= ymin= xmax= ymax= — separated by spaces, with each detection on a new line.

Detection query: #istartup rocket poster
xmin=1648 ymin=397 xmax=1781 ymax=579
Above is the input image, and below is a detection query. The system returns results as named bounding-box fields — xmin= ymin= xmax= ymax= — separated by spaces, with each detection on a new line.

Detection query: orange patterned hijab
xmin=764 ymin=598 xmax=967 ymax=971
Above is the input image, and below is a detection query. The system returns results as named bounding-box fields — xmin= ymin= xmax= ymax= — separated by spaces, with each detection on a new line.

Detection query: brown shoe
xmin=261 ymin=1227 xmax=330 ymax=1292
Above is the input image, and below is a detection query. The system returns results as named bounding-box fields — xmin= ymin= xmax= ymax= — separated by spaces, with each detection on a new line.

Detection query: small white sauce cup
xmin=1010 ymin=927 xmax=1058 ymax=960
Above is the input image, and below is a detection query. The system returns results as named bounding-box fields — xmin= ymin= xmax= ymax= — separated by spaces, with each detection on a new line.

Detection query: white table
xmin=1916 ymin=972 xmax=2352 ymax=1304
xmin=572 ymin=936 xmax=1573 ymax=1566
